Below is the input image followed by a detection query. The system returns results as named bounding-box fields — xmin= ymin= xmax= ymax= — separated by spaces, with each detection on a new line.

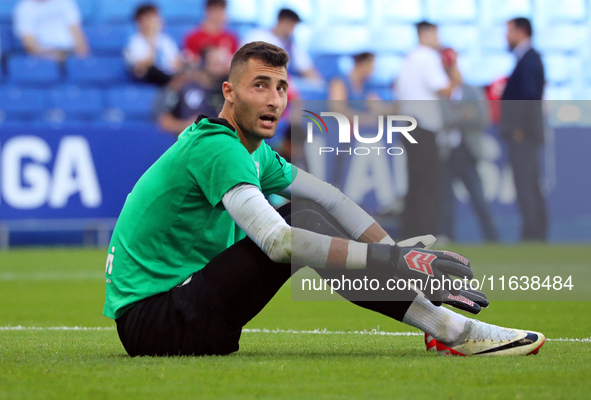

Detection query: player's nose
xmin=267 ymin=88 xmax=281 ymax=110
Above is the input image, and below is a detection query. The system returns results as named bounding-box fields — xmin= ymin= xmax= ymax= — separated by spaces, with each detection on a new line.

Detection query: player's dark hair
xmin=134 ymin=3 xmax=158 ymax=21
xmin=415 ymin=20 xmax=437 ymax=34
xmin=509 ymin=17 xmax=533 ymax=37
xmin=277 ymin=8 xmax=301 ymax=23
xmin=353 ymin=52 xmax=375 ymax=64
xmin=229 ymin=41 xmax=289 ymax=80
xmin=206 ymin=0 xmax=227 ymax=8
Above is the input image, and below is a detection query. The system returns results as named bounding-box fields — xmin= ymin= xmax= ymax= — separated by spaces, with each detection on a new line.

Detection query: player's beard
xmin=233 ymin=93 xmax=279 ymax=141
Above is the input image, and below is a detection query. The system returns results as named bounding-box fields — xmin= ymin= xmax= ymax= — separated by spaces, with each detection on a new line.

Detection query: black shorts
xmin=116 ymin=271 xmax=242 ymax=357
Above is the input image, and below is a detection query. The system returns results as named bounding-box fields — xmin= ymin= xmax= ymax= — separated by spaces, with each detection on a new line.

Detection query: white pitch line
xmin=241 ymin=328 xmax=422 ymax=337
xmin=0 ymin=326 xmax=589 ymax=342
xmin=545 ymin=337 xmax=591 ymax=342
xmin=0 ymin=271 xmax=103 ymax=281
xmin=0 ymin=326 xmax=114 ymax=331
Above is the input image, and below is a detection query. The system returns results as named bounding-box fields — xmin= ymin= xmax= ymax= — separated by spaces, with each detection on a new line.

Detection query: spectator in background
xmin=124 ymin=3 xmax=183 ymax=87
xmin=13 ymin=0 xmax=88 ymax=61
xmin=243 ymin=8 xmax=320 ymax=80
xmin=329 ymin=52 xmax=377 ymax=104
xmin=501 ymin=17 xmax=547 ymax=241
xmin=155 ymin=46 xmax=230 ymax=135
xmin=328 ymin=52 xmax=380 ymax=187
xmin=184 ymin=0 xmax=238 ymax=64
xmin=438 ymin=48 xmax=498 ymax=243
xmin=395 ymin=21 xmax=461 ymax=239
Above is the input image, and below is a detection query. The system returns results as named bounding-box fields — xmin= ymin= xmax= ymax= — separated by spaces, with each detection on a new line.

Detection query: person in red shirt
xmin=184 ymin=0 xmax=238 ymax=65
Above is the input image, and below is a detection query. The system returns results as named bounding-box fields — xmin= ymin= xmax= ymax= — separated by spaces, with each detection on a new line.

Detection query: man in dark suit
xmin=501 ymin=17 xmax=547 ymax=241
xmin=438 ymin=48 xmax=498 ymax=242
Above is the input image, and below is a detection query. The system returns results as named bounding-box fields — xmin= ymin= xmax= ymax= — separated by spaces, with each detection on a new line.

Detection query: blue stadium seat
xmin=370 ymin=25 xmax=417 ymax=54
xmin=0 ymin=25 xmax=13 ymax=53
xmin=76 ymin=0 xmax=96 ymax=23
xmin=425 ymin=0 xmax=476 ymax=24
xmin=7 ymin=56 xmax=61 ymax=85
xmin=106 ymin=85 xmax=158 ymax=120
xmin=96 ymin=0 xmax=142 ymax=23
xmin=0 ymin=120 xmax=32 ymax=130
xmin=373 ymin=0 xmax=422 ymax=24
xmin=0 ymin=0 xmax=19 ymax=24
xmin=576 ymin=84 xmax=591 ymax=101
xmin=582 ymin=58 xmax=591 ymax=84
xmin=291 ymin=76 xmax=327 ymax=97
xmin=32 ymin=119 xmax=90 ymax=130
xmin=294 ymin=87 xmax=328 ymax=101
xmin=370 ymin=55 xmax=403 ymax=86
xmin=90 ymin=119 xmax=157 ymax=131
xmin=258 ymin=0 xmax=314 ymax=28
xmin=85 ymin=24 xmax=133 ymax=55
xmin=545 ymin=84 xmax=574 ymax=100
xmin=1 ymin=24 xmax=25 ymax=53
xmin=227 ymin=0 xmax=259 ymax=24
xmin=66 ymin=57 xmax=129 ymax=85
xmin=462 ymin=54 xmax=515 ymax=86
xmin=227 ymin=22 xmax=257 ymax=44
xmin=96 ymin=0 xmax=203 ymax=25
xmin=309 ymin=25 xmax=370 ymax=55
xmin=480 ymin=25 xmax=509 ymax=53
xmin=312 ymin=54 xmax=345 ymax=81
xmin=160 ymin=0 xmax=204 ymax=24
xmin=533 ymin=0 xmax=586 ymax=25
xmin=438 ymin=25 xmax=479 ymax=53
xmin=319 ymin=0 xmax=368 ymax=25
xmin=481 ymin=0 xmax=531 ymax=26
xmin=0 ymin=87 xmax=47 ymax=120
xmin=534 ymin=24 xmax=586 ymax=53
xmin=49 ymin=86 xmax=104 ymax=120
xmin=543 ymin=55 xmax=576 ymax=85
xmin=165 ymin=24 xmax=195 ymax=47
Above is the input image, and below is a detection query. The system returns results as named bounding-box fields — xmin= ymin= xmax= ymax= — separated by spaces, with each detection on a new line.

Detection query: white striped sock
xmin=402 ymin=294 xmax=467 ymax=343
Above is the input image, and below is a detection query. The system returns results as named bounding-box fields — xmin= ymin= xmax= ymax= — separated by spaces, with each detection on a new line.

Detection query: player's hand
xmin=439 ymin=284 xmax=489 ymax=314
xmin=367 ymin=243 xmax=473 ymax=303
xmin=395 ymin=234 xmax=488 ymax=314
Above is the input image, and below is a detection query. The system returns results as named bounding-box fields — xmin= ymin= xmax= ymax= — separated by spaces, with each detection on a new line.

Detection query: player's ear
xmin=222 ymin=81 xmax=234 ymax=104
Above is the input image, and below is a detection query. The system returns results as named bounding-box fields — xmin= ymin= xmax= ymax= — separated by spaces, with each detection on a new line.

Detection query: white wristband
xmin=345 ymin=241 xmax=368 ymax=270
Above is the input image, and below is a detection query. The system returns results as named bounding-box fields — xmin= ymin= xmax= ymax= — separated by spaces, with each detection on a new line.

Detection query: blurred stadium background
xmin=0 ymin=0 xmax=590 ymax=247
xmin=2 ymin=0 xmax=591 ymax=99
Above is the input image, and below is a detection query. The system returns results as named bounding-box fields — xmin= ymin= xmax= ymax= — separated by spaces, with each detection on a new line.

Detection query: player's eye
xmin=255 ymin=83 xmax=265 ymax=89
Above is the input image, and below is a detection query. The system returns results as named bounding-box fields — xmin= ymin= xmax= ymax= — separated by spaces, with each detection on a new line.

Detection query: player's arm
xmin=280 ymin=169 xmax=396 ymax=245
xmin=223 ymin=183 xmax=473 ymax=301
xmin=223 ymin=183 xmax=365 ymax=269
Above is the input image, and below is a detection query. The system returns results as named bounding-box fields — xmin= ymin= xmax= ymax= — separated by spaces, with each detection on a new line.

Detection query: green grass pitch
xmin=1 ymin=245 xmax=590 ymax=399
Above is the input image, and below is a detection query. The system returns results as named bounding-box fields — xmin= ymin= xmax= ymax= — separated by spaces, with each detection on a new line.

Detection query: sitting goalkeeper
xmin=104 ymin=41 xmax=545 ymax=357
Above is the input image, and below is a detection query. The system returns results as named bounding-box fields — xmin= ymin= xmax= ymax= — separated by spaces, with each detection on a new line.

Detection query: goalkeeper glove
xmin=366 ymin=241 xmax=473 ymax=303
xmin=396 ymin=234 xmax=488 ymax=314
